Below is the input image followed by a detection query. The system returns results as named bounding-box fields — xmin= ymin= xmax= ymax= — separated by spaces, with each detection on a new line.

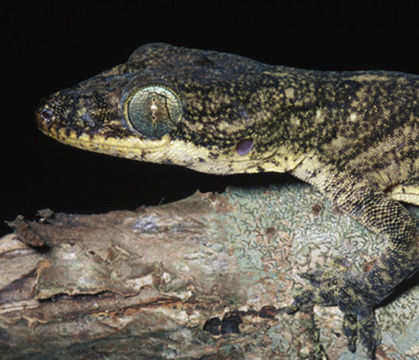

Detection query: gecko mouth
xmin=36 ymin=104 xmax=280 ymax=174
xmin=37 ymin=116 xmax=171 ymax=156
xmin=36 ymin=95 xmax=170 ymax=151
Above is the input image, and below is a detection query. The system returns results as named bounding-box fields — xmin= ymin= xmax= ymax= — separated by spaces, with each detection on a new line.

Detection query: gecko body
xmin=36 ymin=43 xmax=418 ymax=358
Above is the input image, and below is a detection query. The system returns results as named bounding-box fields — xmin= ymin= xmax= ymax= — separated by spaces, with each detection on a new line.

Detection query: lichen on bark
xmin=0 ymin=183 xmax=417 ymax=359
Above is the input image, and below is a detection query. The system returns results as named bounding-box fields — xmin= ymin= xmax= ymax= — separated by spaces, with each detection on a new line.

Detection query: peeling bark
xmin=0 ymin=183 xmax=418 ymax=359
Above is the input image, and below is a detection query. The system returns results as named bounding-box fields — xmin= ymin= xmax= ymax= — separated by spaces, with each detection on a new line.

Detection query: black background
xmin=1 ymin=0 xmax=418 ymax=236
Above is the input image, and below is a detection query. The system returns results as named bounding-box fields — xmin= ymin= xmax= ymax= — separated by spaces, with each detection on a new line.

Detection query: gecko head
xmin=36 ymin=43 xmax=296 ymax=174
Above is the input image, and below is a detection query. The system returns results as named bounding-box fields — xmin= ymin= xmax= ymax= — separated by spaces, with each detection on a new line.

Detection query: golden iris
xmin=127 ymin=85 xmax=182 ymax=139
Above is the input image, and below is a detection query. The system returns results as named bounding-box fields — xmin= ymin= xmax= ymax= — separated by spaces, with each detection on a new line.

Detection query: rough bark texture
xmin=0 ymin=183 xmax=418 ymax=360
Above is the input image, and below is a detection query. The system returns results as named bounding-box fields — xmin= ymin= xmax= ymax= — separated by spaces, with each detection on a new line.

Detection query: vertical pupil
xmin=126 ymin=85 xmax=182 ymax=139
xmin=150 ymin=96 xmax=158 ymax=124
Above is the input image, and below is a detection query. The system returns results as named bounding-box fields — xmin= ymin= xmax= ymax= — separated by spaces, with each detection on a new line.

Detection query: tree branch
xmin=1 ymin=183 xmax=418 ymax=359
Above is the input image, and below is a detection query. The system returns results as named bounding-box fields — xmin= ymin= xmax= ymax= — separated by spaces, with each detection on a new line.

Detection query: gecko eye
xmin=126 ymin=85 xmax=182 ymax=139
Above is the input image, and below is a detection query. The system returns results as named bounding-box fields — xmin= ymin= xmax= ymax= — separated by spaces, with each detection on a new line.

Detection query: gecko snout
xmin=35 ymin=94 xmax=57 ymax=131
xmin=36 ymin=88 xmax=102 ymax=134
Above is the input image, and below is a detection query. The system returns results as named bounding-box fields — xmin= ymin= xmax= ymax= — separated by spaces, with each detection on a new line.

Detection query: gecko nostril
xmin=39 ymin=107 xmax=54 ymax=123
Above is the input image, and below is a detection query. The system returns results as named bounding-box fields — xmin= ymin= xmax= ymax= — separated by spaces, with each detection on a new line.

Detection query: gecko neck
xmin=255 ymin=66 xmax=322 ymax=164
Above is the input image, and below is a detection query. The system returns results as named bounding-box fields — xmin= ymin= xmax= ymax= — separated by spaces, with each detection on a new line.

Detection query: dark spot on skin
xmin=310 ymin=169 xmax=319 ymax=178
xmin=236 ymin=139 xmax=254 ymax=155
xmin=208 ymin=151 xmax=219 ymax=160
xmin=198 ymin=157 xmax=205 ymax=163
xmin=193 ymin=54 xmax=215 ymax=67
xmin=81 ymin=113 xmax=95 ymax=127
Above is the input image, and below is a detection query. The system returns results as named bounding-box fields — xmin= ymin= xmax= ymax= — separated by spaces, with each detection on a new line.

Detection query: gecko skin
xmin=36 ymin=43 xmax=418 ymax=358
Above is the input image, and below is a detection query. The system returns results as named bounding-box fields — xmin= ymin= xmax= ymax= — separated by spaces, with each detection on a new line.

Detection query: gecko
xmin=36 ymin=43 xmax=418 ymax=358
